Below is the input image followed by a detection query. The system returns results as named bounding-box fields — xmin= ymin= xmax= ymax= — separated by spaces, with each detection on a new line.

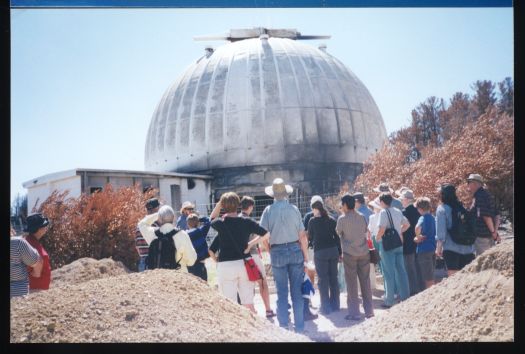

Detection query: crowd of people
xmin=10 ymin=172 xmax=502 ymax=335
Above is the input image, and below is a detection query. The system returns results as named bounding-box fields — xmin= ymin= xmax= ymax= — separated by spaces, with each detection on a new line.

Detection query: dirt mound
xmin=335 ymin=240 xmax=514 ymax=342
xmin=463 ymin=241 xmax=513 ymax=277
xmin=51 ymin=257 xmax=130 ymax=287
xmin=11 ymin=268 xmax=310 ymax=343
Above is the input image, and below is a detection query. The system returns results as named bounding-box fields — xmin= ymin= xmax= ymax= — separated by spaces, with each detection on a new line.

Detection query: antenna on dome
xmin=194 ymin=27 xmax=331 ymax=42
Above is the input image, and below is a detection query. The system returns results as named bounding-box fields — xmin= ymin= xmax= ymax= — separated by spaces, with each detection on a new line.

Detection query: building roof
xmin=145 ymin=35 xmax=387 ymax=174
xmin=22 ymin=168 xmax=213 ymax=188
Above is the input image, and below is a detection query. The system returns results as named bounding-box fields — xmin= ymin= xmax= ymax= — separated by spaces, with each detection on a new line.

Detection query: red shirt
xmin=26 ymin=234 xmax=51 ymax=290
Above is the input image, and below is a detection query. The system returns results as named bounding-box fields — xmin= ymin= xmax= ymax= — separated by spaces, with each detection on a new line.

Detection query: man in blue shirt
xmin=353 ymin=192 xmax=372 ymax=225
xmin=260 ymin=178 xmax=309 ymax=333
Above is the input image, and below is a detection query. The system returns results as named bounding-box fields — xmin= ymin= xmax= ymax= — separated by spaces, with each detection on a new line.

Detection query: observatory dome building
xmin=145 ymin=28 xmax=387 ymax=200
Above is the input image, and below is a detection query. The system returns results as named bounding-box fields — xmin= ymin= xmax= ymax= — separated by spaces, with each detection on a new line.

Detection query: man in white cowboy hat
xmin=373 ymin=183 xmax=403 ymax=210
xmin=176 ymin=201 xmax=196 ymax=230
xmin=259 ymin=178 xmax=309 ymax=333
xmin=397 ymin=189 xmax=423 ymax=296
xmin=466 ymin=173 xmax=501 ymax=256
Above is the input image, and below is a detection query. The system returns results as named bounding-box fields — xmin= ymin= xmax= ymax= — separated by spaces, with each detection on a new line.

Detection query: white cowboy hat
xmin=368 ymin=197 xmax=382 ymax=210
xmin=265 ymin=178 xmax=293 ymax=197
xmin=394 ymin=186 xmax=410 ymax=197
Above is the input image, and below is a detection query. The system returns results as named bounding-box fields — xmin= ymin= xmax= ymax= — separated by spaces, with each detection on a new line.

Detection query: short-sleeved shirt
xmin=239 ymin=212 xmax=262 ymax=256
xmin=10 ymin=237 xmax=40 ymax=298
xmin=378 ymin=207 xmax=409 ymax=240
xmin=357 ymin=205 xmax=373 ymax=225
xmin=336 ymin=211 xmax=369 ymax=257
xmin=259 ymin=199 xmax=304 ymax=245
xmin=402 ymin=204 xmax=420 ymax=255
xmin=436 ymin=204 xmax=475 ymax=255
xmin=210 ymin=217 xmax=267 ymax=262
xmin=415 ymin=213 xmax=437 ymax=253
xmin=471 ymin=187 xmax=496 ymax=238
xmin=307 ymin=216 xmax=342 ymax=255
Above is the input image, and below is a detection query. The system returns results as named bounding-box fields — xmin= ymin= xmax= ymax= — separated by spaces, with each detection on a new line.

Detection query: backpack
xmin=146 ymin=229 xmax=181 ymax=270
xmin=448 ymin=203 xmax=476 ymax=246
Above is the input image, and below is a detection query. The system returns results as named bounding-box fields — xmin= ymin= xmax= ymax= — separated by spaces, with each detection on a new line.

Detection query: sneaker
xmin=365 ymin=313 xmax=375 ymax=319
xmin=345 ymin=314 xmax=362 ymax=321
xmin=266 ymin=310 xmax=276 ymax=318
xmin=381 ymin=303 xmax=392 ymax=309
xmin=304 ymin=311 xmax=318 ymax=321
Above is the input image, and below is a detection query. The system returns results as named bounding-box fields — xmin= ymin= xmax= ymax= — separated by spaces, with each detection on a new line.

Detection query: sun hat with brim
xmin=372 ymin=183 xmax=394 ymax=193
xmin=352 ymin=192 xmax=365 ymax=203
xmin=24 ymin=213 xmax=49 ymax=233
xmin=368 ymin=198 xmax=382 ymax=210
xmin=394 ymin=186 xmax=410 ymax=197
xmin=265 ymin=178 xmax=293 ymax=198
xmin=467 ymin=174 xmax=484 ymax=184
xmin=180 ymin=201 xmax=195 ymax=213
xmin=399 ymin=189 xmax=415 ymax=201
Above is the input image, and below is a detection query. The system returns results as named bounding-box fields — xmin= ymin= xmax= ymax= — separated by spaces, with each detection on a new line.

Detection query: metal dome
xmin=145 ymin=32 xmax=387 ymax=174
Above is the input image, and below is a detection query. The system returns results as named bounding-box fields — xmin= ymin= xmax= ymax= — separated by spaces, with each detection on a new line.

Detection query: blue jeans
xmin=270 ymin=242 xmax=305 ymax=332
xmin=379 ymin=244 xmax=410 ymax=306
xmin=137 ymin=256 xmax=147 ymax=272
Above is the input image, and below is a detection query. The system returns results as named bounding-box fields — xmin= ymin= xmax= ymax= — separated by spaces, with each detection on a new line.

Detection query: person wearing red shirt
xmin=25 ymin=213 xmax=51 ymax=291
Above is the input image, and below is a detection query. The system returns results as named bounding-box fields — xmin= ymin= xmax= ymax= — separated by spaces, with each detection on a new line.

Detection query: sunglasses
xmin=185 ymin=208 xmax=194 ymax=211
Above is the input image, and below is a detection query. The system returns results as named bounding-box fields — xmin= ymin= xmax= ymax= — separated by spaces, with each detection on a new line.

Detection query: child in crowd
xmin=414 ymin=197 xmax=437 ymax=289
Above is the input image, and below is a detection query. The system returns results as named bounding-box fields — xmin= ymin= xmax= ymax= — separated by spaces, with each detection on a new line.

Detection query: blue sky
xmin=10 ymin=7 xmax=513 ymax=202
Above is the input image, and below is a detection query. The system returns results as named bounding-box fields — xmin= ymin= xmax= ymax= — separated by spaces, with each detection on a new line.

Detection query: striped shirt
xmin=471 ymin=187 xmax=497 ymax=238
xmin=135 ymin=220 xmax=159 ymax=257
xmin=10 ymin=237 xmax=40 ymax=298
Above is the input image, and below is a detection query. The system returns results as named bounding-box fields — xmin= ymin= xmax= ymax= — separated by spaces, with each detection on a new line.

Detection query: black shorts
xmin=443 ymin=250 xmax=475 ymax=271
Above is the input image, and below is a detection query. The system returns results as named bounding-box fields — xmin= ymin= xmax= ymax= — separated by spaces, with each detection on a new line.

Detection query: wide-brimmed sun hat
xmin=467 ymin=174 xmax=484 ymax=184
xmin=352 ymin=192 xmax=366 ymax=204
xmin=399 ymin=189 xmax=415 ymax=201
xmin=265 ymin=178 xmax=293 ymax=198
xmin=368 ymin=198 xmax=382 ymax=210
xmin=394 ymin=186 xmax=410 ymax=197
xmin=372 ymin=183 xmax=394 ymax=193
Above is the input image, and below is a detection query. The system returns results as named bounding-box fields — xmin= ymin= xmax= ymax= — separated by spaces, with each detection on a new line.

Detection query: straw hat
xmin=265 ymin=178 xmax=293 ymax=198
xmin=467 ymin=173 xmax=484 ymax=184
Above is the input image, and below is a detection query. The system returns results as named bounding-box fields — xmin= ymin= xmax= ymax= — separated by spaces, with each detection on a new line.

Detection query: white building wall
xmin=27 ymin=175 xmax=81 ymax=212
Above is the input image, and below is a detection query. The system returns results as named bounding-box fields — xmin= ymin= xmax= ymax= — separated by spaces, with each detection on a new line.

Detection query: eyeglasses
xmin=185 ymin=208 xmax=194 ymax=211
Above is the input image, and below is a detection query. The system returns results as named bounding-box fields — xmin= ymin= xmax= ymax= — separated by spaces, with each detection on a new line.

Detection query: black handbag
xmin=382 ymin=209 xmax=403 ymax=251
xmin=369 ymin=248 xmax=381 ymax=264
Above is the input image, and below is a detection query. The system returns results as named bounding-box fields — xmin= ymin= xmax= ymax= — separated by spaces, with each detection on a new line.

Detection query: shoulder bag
xmin=221 ymin=220 xmax=262 ymax=282
xmin=382 ymin=209 xmax=403 ymax=251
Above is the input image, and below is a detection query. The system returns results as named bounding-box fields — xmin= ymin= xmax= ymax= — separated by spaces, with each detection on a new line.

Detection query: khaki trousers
xmin=343 ymin=253 xmax=374 ymax=317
